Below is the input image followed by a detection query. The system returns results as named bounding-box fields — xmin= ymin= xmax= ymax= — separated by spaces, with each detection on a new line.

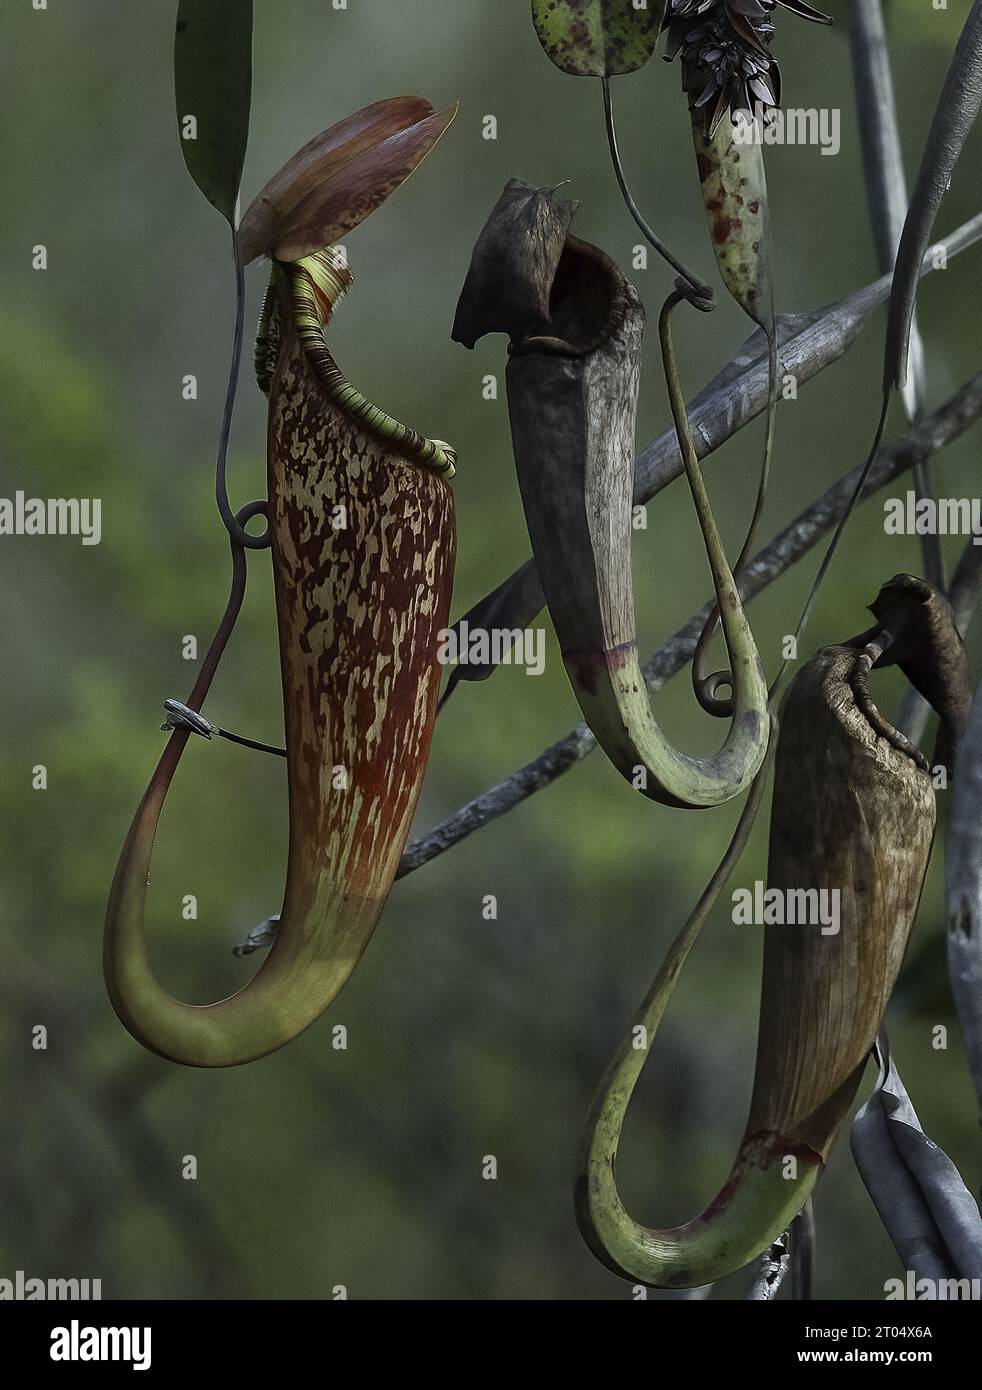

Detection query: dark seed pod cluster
xmin=664 ymin=0 xmax=830 ymax=137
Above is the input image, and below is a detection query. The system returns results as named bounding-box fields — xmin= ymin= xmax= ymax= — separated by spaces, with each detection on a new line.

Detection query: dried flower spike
xmin=665 ymin=0 xmax=830 ymax=137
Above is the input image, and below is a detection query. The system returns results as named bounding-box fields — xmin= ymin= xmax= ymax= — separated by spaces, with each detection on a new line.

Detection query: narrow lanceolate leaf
xmin=847 ymin=0 xmax=928 ymax=423
xmin=238 ymin=98 xmax=457 ymax=264
xmin=945 ymin=675 xmax=982 ymax=1121
xmin=885 ymin=0 xmax=982 ymax=390
xmin=692 ymin=113 xmax=772 ymax=329
xmin=848 ymin=0 xmax=941 ymax=591
xmin=174 ymin=0 xmax=253 ymax=224
xmin=439 ymin=560 xmax=542 ymax=704
xmin=531 ymin=0 xmax=666 ymax=77
xmin=852 ymin=1039 xmax=982 ymax=1283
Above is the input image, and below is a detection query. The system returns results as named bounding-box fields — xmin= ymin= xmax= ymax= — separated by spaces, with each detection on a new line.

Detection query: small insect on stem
xmin=161 ymin=699 xmax=286 ymax=758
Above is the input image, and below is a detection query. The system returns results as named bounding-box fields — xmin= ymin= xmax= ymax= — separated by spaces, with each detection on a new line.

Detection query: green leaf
xmin=852 ymin=1039 xmax=982 ymax=1281
xmin=531 ymin=0 xmax=665 ymax=78
xmin=174 ymin=0 xmax=253 ymax=225
xmin=885 ymin=0 xmax=982 ymax=391
xmin=691 ymin=113 xmax=772 ymax=330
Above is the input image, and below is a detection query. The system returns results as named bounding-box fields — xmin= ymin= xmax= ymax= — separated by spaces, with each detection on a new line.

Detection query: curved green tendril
xmin=770 ymin=392 xmax=891 ymax=704
xmin=636 ymin=287 xmax=770 ymax=803
xmin=508 ymin=271 xmax=769 ymax=808
xmin=575 ymin=720 xmax=819 ymax=1288
xmin=601 ymin=76 xmax=714 ymax=307
xmin=216 ymin=230 xmax=271 ymax=549
xmin=688 ymin=118 xmax=777 ymax=718
xmin=693 ymin=332 xmax=778 ymax=716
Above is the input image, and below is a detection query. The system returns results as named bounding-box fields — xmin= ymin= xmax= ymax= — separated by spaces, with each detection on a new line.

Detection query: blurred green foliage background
xmin=1 ymin=0 xmax=981 ymax=1300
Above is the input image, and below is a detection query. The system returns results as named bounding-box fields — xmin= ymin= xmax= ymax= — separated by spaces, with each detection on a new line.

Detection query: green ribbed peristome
xmin=256 ymin=250 xmax=456 ymax=478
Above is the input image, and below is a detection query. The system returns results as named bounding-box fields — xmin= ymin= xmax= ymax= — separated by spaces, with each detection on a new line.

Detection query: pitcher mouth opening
xmin=510 ymin=234 xmax=635 ymax=360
